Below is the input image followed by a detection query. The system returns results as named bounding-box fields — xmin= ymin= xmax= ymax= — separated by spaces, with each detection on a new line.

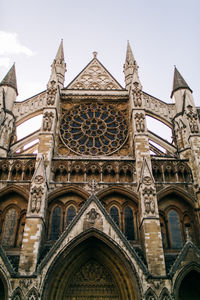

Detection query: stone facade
xmin=0 ymin=41 xmax=200 ymax=299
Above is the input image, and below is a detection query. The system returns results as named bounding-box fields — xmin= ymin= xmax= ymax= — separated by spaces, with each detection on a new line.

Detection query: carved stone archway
xmin=42 ymin=231 xmax=142 ymax=300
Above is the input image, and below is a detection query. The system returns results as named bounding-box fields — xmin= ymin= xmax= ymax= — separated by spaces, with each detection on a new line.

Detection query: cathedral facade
xmin=0 ymin=41 xmax=200 ymax=299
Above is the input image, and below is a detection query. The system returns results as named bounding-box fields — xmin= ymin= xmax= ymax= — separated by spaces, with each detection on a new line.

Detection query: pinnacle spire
xmin=124 ymin=41 xmax=141 ymax=91
xmin=49 ymin=40 xmax=66 ymax=88
xmin=0 ymin=63 xmax=18 ymax=95
xmin=125 ymin=40 xmax=135 ymax=65
xmin=55 ymin=39 xmax=64 ymax=62
xmin=171 ymin=67 xmax=192 ymax=98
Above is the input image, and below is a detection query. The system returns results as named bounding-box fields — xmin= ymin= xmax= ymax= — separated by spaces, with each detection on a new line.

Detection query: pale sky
xmin=1 ymin=0 xmax=200 ymax=108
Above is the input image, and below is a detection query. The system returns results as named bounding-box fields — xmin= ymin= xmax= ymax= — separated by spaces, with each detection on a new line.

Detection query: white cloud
xmin=0 ymin=31 xmax=35 ymax=57
xmin=0 ymin=57 xmax=10 ymax=68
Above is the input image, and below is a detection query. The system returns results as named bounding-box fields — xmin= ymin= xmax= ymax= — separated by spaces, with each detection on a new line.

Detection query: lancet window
xmin=66 ymin=205 xmax=76 ymax=226
xmin=124 ymin=206 xmax=135 ymax=240
xmin=49 ymin=206 xmax=62 ymax=241
xmin=110 ymin=206 xmax=119 ymax=226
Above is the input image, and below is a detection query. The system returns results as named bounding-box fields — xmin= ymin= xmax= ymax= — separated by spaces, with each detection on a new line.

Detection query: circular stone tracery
xmin=60 ymin=103 xmax=128 ymax=155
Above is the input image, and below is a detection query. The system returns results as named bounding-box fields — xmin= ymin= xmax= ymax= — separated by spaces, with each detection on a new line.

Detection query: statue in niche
xmin=31 ymin=186 xmax=43 ymax=213
xmin=43 ymin=112 xmax=54 ymax=131
xmin=135 ymin=113 xmax=145 ymax=132
xmin=186 ymin=105 xmax=199 ymax=133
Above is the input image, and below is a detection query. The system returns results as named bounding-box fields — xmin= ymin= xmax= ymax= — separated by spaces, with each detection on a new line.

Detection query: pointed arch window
xmin=66 ymin=206 xmax=76 ymax=226
xmin=110 ymin=206 xmax=119 ymax=226
xmin=124 ymin=206 xmax=135 ymax=240
xmin=168 ymin=209 xmax=183 ymax=249
xmin=49 ymin=206 xmax=61 ymax=241
xmin=2 ymin=208 xmax=17 ymax=247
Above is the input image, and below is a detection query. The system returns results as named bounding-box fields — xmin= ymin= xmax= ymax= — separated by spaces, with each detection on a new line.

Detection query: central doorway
xmin=42 ymin=232 xmax=141 ymax=300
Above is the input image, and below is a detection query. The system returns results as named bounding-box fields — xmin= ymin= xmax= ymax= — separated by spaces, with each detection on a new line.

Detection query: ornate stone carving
xmin=87 ymin=208 xmax=100 ymax=224
xmin=30 ymin=186 xmax=43 ymax=213
xmin=143 ymin=175 xmax=152 ymax=185
xmin=64 ymin=259 xmax=120 ymax=298
xmin=132 ymin=83 xmax=142 ymax=107
xmin=68 ymin=59 xmax=121 ymax=90
xmin=47 ymin=80 xmax=57 ymax=105
xmin=19 ymin=278 xmax=32 ymax=289
xmin=186 ymin=105 xmax=199 ymax=133
xmin=143 ymin=187 xmax=156 ymax=214
xmin=34 ymin=175 xmax=44 ymax=184
xmin=88 ymin=179 xmax=97 ymax=193
xmin=135 ymin=112 xmax=145 ymax=132
xmin=43 ymin=112 xmax=54 ymax=131
xmin=83 ymin=208 xmax=103 ymax=230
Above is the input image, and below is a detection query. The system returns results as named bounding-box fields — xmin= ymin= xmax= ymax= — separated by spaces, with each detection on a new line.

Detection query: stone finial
xmin=93 ymin=51 xmax=98 ymax=58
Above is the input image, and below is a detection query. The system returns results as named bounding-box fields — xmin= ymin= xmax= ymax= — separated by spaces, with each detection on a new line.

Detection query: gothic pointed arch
xmin=97 ymin=186 xmax=139 ymax=203
xmin=26 ymin=287 xmax=39 ymax=300
xmin=11 ymin=286 xmax=24 ymax=300
xmin=157 ymin=185 xmax=195 ymax=206
xmin=40 ymin=229 xmax=143 ymax=300
xmin=159 ymin=287 xmax=171 ymax=299
xmin=0 ymin=184 xmax=29 ymax=200
xmin=48 ymin=185 xmax=89 ymax=203
xmin=145 ymin=287 xmax=157 ymax=300
xmin=173 ymin=262 xmax=200 ymax=299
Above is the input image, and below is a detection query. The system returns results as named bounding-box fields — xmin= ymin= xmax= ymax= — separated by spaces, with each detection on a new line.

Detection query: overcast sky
xmin=1 ymin=0 xmax=200 ymax=107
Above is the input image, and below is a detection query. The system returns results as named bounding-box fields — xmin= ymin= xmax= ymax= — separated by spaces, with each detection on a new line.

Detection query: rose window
xmin=60 ymin=103 xmax=128 ymax=155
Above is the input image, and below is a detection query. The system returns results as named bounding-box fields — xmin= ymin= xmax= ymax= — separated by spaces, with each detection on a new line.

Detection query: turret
xmin=171 ymin=67 xmax=194 ymax=114
xmin=0 ymin=64 xmax=17 ymax=156
xmin=0 ymin=64 xmax=18 ymax=111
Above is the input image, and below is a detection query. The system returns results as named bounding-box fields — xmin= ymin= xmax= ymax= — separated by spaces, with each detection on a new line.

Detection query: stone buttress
xmin=18 ymin=41 xmax=66 ymax=274
xmin=124 ymin=42 xmax=165 ymax=276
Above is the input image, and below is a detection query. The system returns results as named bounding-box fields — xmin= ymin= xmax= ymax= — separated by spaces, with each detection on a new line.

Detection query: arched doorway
xmin=178 ymin=270 xmax=200 ymax=300
xmin=42 ymin=231 xmax=141 ymax=300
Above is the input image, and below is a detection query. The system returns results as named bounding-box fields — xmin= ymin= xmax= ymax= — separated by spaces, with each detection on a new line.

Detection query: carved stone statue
xmin=31 ymin=186 xmax=43 ymax=213
xmin=43 ymin=111 xmax=54 ymax=131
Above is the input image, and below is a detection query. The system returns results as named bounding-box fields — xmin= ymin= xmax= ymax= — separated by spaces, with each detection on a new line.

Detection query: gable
xmin=38 ymin=195 xmax=147 ymax=277
xmin=66 ymin=57 xmax=123 ymax=90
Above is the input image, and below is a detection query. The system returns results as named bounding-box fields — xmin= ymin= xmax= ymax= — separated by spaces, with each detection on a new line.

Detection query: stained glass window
xmin=66 ymin=206 xmax=76 ymax=226
xmin=60 ymin=103 xmax=128 ymax=155
xmin=125 ymin=206 xmax=135 ymax=240
xmin=168 ymin=209 xmax=183 ymax=249
xmin=110 ymin=206 xmax=119 ymax=226
xmin=50 ymin=206 xmax=61 ymax=241
xmin=2 ymin=208 xmax=17 ymax=247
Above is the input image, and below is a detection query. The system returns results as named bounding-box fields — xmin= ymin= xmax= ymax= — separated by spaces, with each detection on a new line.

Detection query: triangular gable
xmin=66 ymin=57 xmax=123 ymax=90
xmin=139 ymin=157 xmax=155 ymax=187
xmin=38 ymin=194 xmax=148 ymax=275
xmin=32 ymin=154 xmax=47 ymax=186
xmin=169 ymin=241 xmax=200 ymax=276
